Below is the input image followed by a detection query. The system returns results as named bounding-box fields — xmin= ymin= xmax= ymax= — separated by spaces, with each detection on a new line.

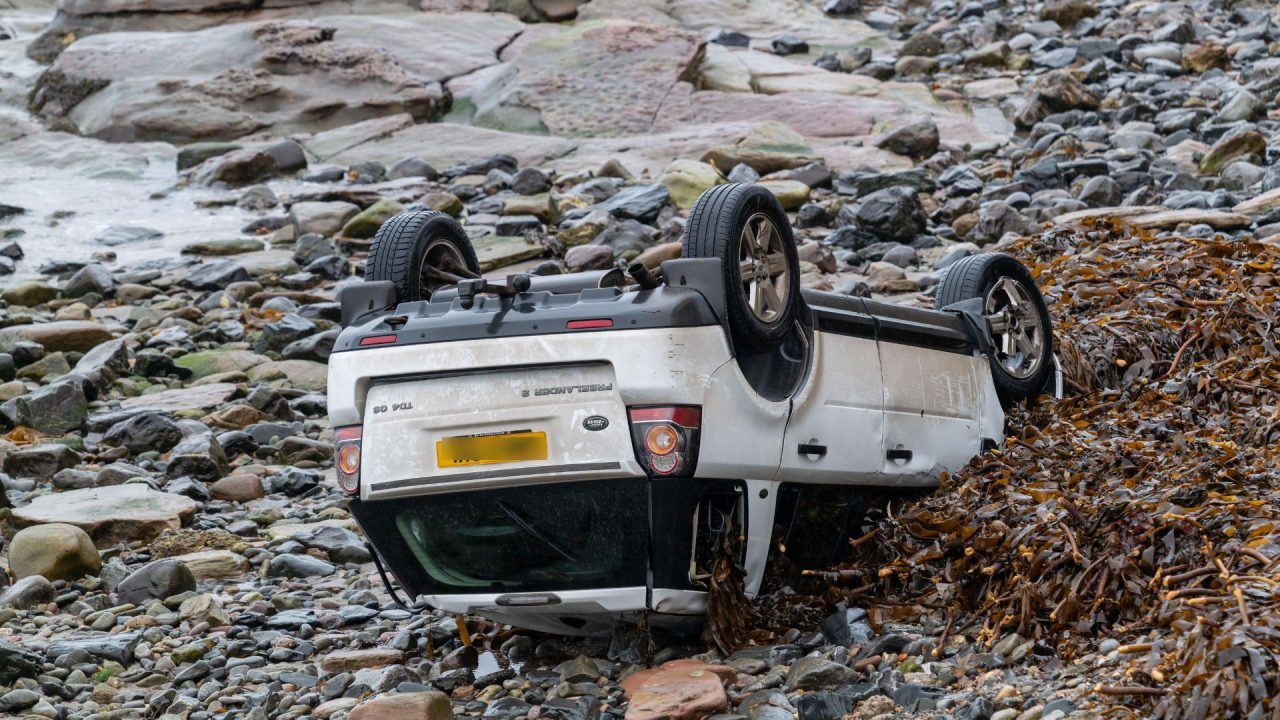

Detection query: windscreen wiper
xmin=497 ymin=501 xmax=579 ymax=564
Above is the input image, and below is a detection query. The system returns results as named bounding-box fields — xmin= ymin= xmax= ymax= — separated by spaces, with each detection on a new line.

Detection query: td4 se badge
xmin=371 ymin=401 xmax=414 ymax=414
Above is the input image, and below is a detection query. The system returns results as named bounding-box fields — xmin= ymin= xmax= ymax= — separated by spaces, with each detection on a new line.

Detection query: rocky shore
xmin=0 ymin=0 xmax=1278 ymax=718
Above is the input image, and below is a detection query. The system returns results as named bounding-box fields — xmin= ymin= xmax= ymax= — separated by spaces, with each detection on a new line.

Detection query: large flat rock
xmin=13 ymin=485 xmax=199 ymax=547
xmin=31 ymin=12 xmax=525 ymax=142
xmin=578 ymin=0 xmax=887 ymax=50
xmin=470 ymin=19 xmax=704 ymax=137
xmin=120 ymin=383 xmax=239 ymax=413
xmin=30 ymin=0 xmax=455 ymax=62
xmin=315 ymin=120 xmax=577 ymax=168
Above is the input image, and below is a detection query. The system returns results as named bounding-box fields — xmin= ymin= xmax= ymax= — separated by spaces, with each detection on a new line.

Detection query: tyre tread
xmin=364 ymin=210 xmax=476 ymax=304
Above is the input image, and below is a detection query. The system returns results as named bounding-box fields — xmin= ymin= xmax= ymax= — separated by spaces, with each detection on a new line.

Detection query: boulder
xmin=755 ymin=179 xmax=809 ymax=210
xmin=246 ymin=359 xmax=327 ymax=391
xmin=855 ymin=186 xmax=926 ymax=243
xmin=291 ymin=201 xmax=361 ymax=237
xmin=181 ymin=238 xmax=266 ymax=256
xmin=268 ymin=553 xmax=336 ymax=578
xmin=182 ymin=260 xmax=251 ymax=290
xmin=44 ymin=632 xmax=140 ymax=665
xmin=170 ymin=549 xmax=249 ymax=580
xmin=210 ymin=475 xmax=264 ymax=502
xmin=621 ymin=659 xmax=732 ymax=720
xmin=8 ymin=523 xmax=102 ymax=581
xmin=71 ymin=337 xmax=132 ymax=394
xmin=166 ymin=431 xmax=230 ymax=482
xmin=0 ymin=322 xmax=113 ymax=354
xmin=322 ymin=648 xmax=407 ymax=675
xmin=0 ymin=380 xmax=88 ymax=434
xmin=703 ymin=121 xmax=817 ymax=174
xmin=784 ymin=656 xmax=858 ymax=690
xmin=876 ymin=118 xmax=939 ymax=158
xmin=63 ymin=263 xmax=115 ymax=298
xmin=294 ymin=524 xmax=372 ymax=563
xmin=0 ymin=640 xmax=43 ymax=682
xmin=3 ymin=443 xmax=81 ymax=477
xmin=0 ymin=576 xmax=56 ymax=610
xmin=341 ymin=199 xmax=404 ymax=238
xmin=191 ymin=147 xmax=277 ymax=186
xmin=12 ymin=485 xmax=199 ymax=547
xmin=174 ymin=350 xmax=267 ymax=379
xmin=348 ymin=681 xmax=453 ymax=717
xmin=0 ymin=282 xmax=58 ymax=307
xmin=1200 ymin=130 xmax=1267 ymax=175
xmin=580 ymin=0 xmax=883 ymax=50
xmin=177 ymin=142 xmax=241 ymax=171
xmin=103 ymin=412 xmax=184 ymax=454
xmin=115 ymin=558 xmax=196 ymax=604
xmin=1015 ymin=70 xmax=1100 ymax=128
xmin=178 ymin=593 xmax=231 ymax=626
xmin=659 ymin=159 xmax=724 ymax=209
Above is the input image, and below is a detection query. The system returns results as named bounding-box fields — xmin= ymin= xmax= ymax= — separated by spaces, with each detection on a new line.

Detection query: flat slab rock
xmin=34 ymin=12 xmax=523 ymax=142
xmin=1054 ymin=206 xmax=1251 ymax=230
xmin=13 ymin=485 xmax=199 ymax=547
xmin=1234 ymin=187 xmax=1280 ymax=215
xmin=620 ymin=659 xmax=735 ymax=720
xmin=0 ymin=321 xmax=115 ymax=354
xmin=263 ymin=518 xmax=358 ymax=542
xmin=120 ymin=382 xmax=238 ymax=413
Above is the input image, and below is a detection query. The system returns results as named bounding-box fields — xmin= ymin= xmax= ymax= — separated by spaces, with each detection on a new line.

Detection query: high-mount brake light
xmin=334 ymin=426 xmax=363 ymax=495
xmin=627 ymin=406 xmax=701 ymax=477
xmin=360 ymin=334 xmax=398 ymax=346
xmin=566 ymin=319 xmax=613 ymax=330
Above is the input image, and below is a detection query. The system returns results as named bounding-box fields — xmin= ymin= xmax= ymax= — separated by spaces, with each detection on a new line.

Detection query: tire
xmin=936 ymin=252 xmax=1054 ymax=407
xmin=682 ymin=184 xmax=801 ymax=351
xmin=364 ymin=210 xmax=481 ymax=304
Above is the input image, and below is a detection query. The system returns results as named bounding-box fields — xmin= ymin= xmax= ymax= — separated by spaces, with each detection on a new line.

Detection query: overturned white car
xmin=327 ymin=184 xmax=1057 ymax=636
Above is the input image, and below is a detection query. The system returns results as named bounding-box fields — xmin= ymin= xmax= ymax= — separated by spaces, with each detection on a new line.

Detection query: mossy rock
xmin=341 ymin=199 xmax=405 ymax=239
xmin=660 ymin=160 xmax=725 ymax=210
xmin=174 ymin=349 xmax=268 ymax=379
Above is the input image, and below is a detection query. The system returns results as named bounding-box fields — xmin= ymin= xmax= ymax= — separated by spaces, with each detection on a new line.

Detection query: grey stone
xmin=116 ymin=559 xmax=197 ymax=605
xmin=267 ymin=554 xmax=336 ymax=578
xmin=0 ymin=576 xmax=55 ymax=609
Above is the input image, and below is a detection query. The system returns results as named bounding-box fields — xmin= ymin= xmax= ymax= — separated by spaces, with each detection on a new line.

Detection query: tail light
xmin=627 ymin=406 xmax=700 ymax=477
xmin=334 ymin=426 xmax=362 ymax=495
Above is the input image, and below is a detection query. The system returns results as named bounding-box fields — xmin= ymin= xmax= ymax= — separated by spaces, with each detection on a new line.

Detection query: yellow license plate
xmin=436 ymin=431 xmax=548 ymax=468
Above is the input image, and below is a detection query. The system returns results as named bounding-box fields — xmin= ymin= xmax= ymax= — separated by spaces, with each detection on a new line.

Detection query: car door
xmin=776 ymin=297 xmax=885 ymax=483
xmin=868 ymin=302 xmax=986 ymax=480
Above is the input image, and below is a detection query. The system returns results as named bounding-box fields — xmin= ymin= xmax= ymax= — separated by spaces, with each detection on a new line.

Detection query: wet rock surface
xmin=0 ymin=0 xmax=1279 ymax=717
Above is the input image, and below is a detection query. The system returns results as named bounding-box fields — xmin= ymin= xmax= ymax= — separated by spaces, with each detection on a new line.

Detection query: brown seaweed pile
xmin=808 ymin=219 xmax=1280 ymax=718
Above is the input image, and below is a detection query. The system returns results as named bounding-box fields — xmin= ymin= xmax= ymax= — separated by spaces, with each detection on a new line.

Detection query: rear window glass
xmin=353 ymin=478 xmax=648 ymax=596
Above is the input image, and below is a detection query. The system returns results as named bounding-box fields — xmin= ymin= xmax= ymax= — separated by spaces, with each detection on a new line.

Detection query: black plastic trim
xmin=338 ymin=281 xmax=397 ymax=328
xmin=333 ymin=284 xmax=719 ymax=353
xmin=802 ymin=289 xmax=981 ymax=354
xmin=369 ymin=461 xmax=623 ymax=491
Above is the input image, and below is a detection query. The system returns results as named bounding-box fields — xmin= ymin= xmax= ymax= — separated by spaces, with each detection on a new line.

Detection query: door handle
xmin=886 ymin=448 xmax=913 ymax=462
xmin=797 ymin=443 xmax=827 ymax=457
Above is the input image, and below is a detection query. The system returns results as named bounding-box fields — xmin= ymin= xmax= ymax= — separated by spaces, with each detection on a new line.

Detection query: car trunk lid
xmin=360 ymin=362 xmax=642 ymax=499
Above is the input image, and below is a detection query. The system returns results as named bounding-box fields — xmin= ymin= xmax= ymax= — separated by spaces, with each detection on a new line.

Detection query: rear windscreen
xmin=352 ymin=478 xmax=648 ymax=596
